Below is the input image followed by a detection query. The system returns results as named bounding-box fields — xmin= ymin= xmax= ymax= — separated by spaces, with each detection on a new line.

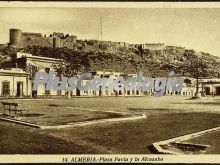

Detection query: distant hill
xmin=0 ymin=45 xmax=219 ymax=78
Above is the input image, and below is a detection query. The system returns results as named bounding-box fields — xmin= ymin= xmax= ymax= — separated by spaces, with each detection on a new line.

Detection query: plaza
xmin=0 ymin=95 xmax=219 ymax=154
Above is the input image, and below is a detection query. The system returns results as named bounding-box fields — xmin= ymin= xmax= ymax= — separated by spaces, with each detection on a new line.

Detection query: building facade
xmin=0 ymin=52 xmax=219 ymax=98
xmin=0 ymin=68 xmax=29 ymax=97
xmin=1 ymin=52 xmax=64 ymax=97
xmin=201 ymin=78 xmax=220 ymax=96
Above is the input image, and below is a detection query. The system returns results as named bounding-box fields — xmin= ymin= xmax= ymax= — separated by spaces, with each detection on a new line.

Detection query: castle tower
xmin=9 ymin=29 xmax=22 ymax=48
xmin=53 ymin=37 xmax=61 ymax=48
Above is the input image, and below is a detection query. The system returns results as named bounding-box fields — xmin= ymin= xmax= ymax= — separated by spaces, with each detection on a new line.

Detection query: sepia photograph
xmin=0 ymin=2 xmax=220 ymax=163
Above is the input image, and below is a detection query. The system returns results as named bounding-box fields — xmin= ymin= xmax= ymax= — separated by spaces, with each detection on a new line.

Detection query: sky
xmin=0 ymin=7 xmax=220 ymax=57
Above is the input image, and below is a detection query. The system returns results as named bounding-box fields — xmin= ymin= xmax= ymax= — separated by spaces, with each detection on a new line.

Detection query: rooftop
xmin=16 ymin=52 xmax=64 ymax=62
xmin=0 ymin=68 xmax=28 ymax=75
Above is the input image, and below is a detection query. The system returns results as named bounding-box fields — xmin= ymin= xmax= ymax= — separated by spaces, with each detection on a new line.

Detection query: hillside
xmin=0 ymin=45 xmax=220 ymax=78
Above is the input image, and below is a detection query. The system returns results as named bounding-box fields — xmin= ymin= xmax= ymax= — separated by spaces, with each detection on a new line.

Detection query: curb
xmin=0 ymin=117 xmax=41 ymax=128
xmin=152 ymin=126 xmax=220 ymax=154
xmin=40 ymin=114 xmax=147 ymax=129
xmin=0 ymin=114 xmax=147 ymax=129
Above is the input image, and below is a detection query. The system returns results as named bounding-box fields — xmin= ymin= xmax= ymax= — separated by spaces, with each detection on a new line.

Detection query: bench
xmin=2 ymin=101 xmax=25 ymax=116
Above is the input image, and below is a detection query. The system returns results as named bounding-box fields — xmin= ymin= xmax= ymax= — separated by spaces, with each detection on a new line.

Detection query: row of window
xmin=0 ymin=81 xmax=24 ymax=97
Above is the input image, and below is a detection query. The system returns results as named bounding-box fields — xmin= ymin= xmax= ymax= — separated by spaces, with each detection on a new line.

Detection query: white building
xmin=0 ymin=68 xmax=29 ymax=97
xmin=200 ymin=78 xmax=220 ymax=96
xmin=1 ymin=52 xmax=64 ymax=97
xmin=1 ymin=52 xmax=219 ymax=98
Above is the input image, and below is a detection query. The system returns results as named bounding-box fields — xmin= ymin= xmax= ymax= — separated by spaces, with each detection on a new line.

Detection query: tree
xmin=53 ymin=62 xmax=78 ymax=99
xmin=177 ymin=54 xmax=212 ymax=98
xmin=52 ymin=51 xmax=91 ymax=99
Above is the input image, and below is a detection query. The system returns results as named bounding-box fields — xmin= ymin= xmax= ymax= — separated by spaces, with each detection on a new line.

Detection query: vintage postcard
xmin=0 ymin=1 xmax=220 ymax=164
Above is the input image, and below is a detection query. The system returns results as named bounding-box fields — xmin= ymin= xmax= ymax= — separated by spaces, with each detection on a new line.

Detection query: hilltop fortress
xmin=9 ymin=28 xmax=77 ymax=49
xmin=7 ymin=28 xmax=184 ymax=53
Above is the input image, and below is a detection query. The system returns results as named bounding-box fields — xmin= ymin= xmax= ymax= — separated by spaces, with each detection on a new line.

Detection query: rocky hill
xmin=0 ymin=45 xmax=219 ymax=78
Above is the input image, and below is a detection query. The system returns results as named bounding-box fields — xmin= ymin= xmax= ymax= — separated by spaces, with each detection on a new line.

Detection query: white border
xmin=0 ymin=155 xmax=220 ymax=163
xmin=0 ymin=1 xmax=220 ymax=163
xmin=0 ymin=2 xmax=220 ymax=8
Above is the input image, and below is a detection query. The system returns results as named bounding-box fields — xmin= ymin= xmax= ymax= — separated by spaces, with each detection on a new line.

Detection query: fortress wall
xmin=23 ymin=32 xmax=42 ymax=38
xmin=143 ymin=43 xmax=166 ymax=50
xmin=22 ymin=35 xmax=53 ymax=47
xmin=84 ymin=44 xmax=100 ymax=51
xmin=61 ymin=36 xmax=77 ymax=49
xmin=9 ymin=29 xmax=130 ymax=51
xmin=166 ymin=46 xmax=185 ymax=52
xmin=9 ymin=29 xmax=168 ymax=52
xmin=9 ymin=29 xmax=54 ymax=48
xmin=61 ymin=42 xmax=75 ymax=49
xmin=9 ymin=29 xmax=77 ymax=48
